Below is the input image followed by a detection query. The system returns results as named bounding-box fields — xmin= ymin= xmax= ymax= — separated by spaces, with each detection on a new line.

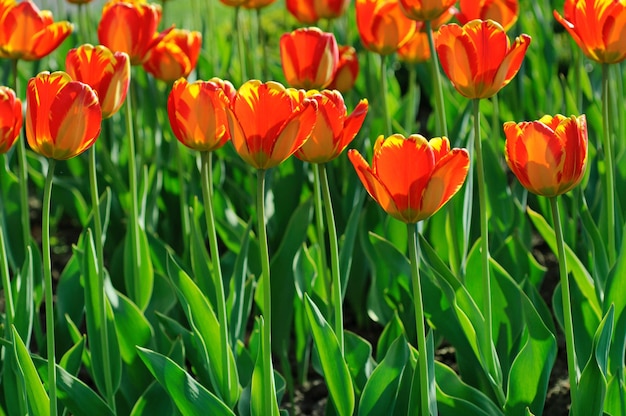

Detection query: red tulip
xmin=296 ymin=90 xmax=368 ymax=163
xmin=167 ymin=78 xmax=232 ymax=152
xmin=26 ymin=72 xmax=101 ymax=160
xmin=143 ymin=28 xmax=202 ymax=82
xmin=356 ymin=0 xmax=417 ymax=55
xmin=0 ymin=86 xmax=22 ymax=154
xmin=349 ymin=134 xmax=470 ymax=223
xmin=397 ymin=23 xmax=431 ymax=63
xmin=554 ymin=0 xmax=626 ymax=64
xmin=504 ymin=115 xmax=588 ymax=197
xmin=66 ymin=44 xmax=130 ymax=119
xmin=455 ymin=0 xmax=519 ymax=31
xmin=226 ymin=80 xmax=318 ymax=170
xmin=0 ymin=0 xmax=72 ymax=60
xmin=436 ymin=19 xmax=531 ymax=99
xmin=327 ymin=45 xmax=360 ymax=92
xmin=280 ymin=27 xmax=339 ymax=90
xmin=286 ymin=0 xmax=349 ymax=24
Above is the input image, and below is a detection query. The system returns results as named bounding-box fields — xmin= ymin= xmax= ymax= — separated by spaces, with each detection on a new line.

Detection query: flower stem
xmin=425 ymin=20 xmax=447 ymax=137
xmin=42 ymin=159 xmax=57 ymax=416
xmin=88 ymin=147 xmax=115 ymax=410
xmin=0 ymin=222 xmax=14 ymax=331
xmin=404 ymin=64 xmax=418 ymax=134
xmin=319 ymin=163 xmax=344 ymax=353
xmin=200 ymin=151 xmax=232 ymax=400
xmin=256 ymin=9 xmax=269 ymax=81
xmin=601 ymin=64 xmax=616 ymax=265
xmin=257 ymin=169 xmax=276 ymax=415
xmin=312 ymin=164 xmax=331 ymax=314
xmin=549 ymin=196 xmax=578 ymax=410
xmin=380 ymin=54 xmax=392 ymax=136
xmin=408 ymin=222 xmax=431 ymax=416
xmin=234 ymin=7 xmax=248 ymax=85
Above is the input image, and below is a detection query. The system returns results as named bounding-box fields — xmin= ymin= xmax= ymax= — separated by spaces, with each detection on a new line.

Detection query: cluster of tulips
xmin=0 ymin=0 xmax=625 ymax=415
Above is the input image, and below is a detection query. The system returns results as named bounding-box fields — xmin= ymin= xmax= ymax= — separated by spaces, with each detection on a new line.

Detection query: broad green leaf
xmin=604 ymin=224 xmax=626 ymax=375
xmin=344 ymin=331 xmax=374 ymax=396
xmin=358 ymin=336 xmax=408 ymax=416
xmin=12 ymin=326 xmax=49 ymax=416
xmin=339 ymin=190 xmax=364 ymax=296
xmin=227 ymin=219 xmax=254 ymax=345
xmin=130 ymin=381 xmax=175 ymax=416
xmin=377 ymin=313 xmax=406 ymax=362
xmin=124 ymin=223 xmax=154 ymax=312
xmin=59 ymin=336 xmax=86 ymax=377
xmin=250 ymin=317 xmax=280 ymax=416
xmin=109 ymin=288 xmax=153 ymax=363
xmin=137 ymin=347 xmax=235 ymax=416
xmin=12 ymin=245 xmax=34 ymax=346
xmin=190 ymin=205 xmax=217 ymax=305
xmin=604 ymin=374 xmax=626 ymax=416
xmin=305 ymin=294 xmax=355 ymax=416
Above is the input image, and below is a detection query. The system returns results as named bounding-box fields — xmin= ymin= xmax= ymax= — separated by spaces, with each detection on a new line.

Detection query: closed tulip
xmin=296 ymin=90 xmax=368 ymax=163
xmin=0 ymin=0 xmax=72 ymax=60
xmin=436 ymin=19 xmax=531 ymax=99
xmin=554 ymin=0 xmax=626 ymax=64
xmin=26 ymin=71 xmax=102 ymax=160
xmin=327 ymin=45 xmax=359 ymax=92
xmin=348 ymin=134 xmax=469 ymax=223
xmin=167 ymin=78 xmax=232 ymax=152
xmin=356 ymin=0 xmax=417 ymax=55
xmin=280 ymin=27 xmax=339 ymax=90
xmin=143 ymin=28 xmax=202 ymax=82
xmin=0 ymin=86 xmax=22 ymax=154
xmin=97 ymin=0 xmax=162 ymax=65
xmin=66 ymin=44 xmax=130 ymax=119
xmin=399 ymin=0 xmax=456 ymax=21
xmin=286 ymin=0 xmax=350 ymax=24
xmin=455 ymin=0 xmax=519 ymax=31
xmin=226 ymin=80 xmax=318 ymax=170
xmin=504 ymin=115 xmax=588 ymax=197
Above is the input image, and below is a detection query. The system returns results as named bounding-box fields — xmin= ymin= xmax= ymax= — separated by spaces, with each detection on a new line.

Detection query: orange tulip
xmin=455 ymin=0 xmax=519 ymax=31
xmin=167 ymin=78 xmax=232 ymax=152
xmin=226 ymin=80 xmax=318 ymax=170
xmin=327 ymin=45 xmax=359 ymax=92
xmin=504 ymin=115 xmax=588 ymax=197
xmin=242 ymin=0 xmax=277 ymax=9
xmin=436 ymin=19 xmax=531 ymax=99
xmin=26 ymin=71 xmax=102 ymax=160
xmin=0 ymin=86 xmax=22 ymax=154
xmin=0 ymin=0 xmax=72 ymax=60
xmin=348 ymin=134 xmax=469 ymax=223
xmin=143 ymin=28 xmax=202 ymax=82
xmin=280 ymin=27 xmax=339 ymax=90
xmin=295 ymin=90 xmax=368 ymax=163
xmin=397 ymin=23 xmax=431 ymax=63
xmin=286 ymin=0 xmax=349 ymax=24
xmin=66 ymin=44 xmax=130 ymax=119
xmin=554 ymin=0 xmax=626 ymax=64
xmin=97 ymin=0 xmax=162 ymax=65
xmin=399 ymin=0 xmax=456 ymax=21
xmin=208 ymin=77 xmax=237 ymax=103
xmin=356 ymin=0 xmax=417 ymax=55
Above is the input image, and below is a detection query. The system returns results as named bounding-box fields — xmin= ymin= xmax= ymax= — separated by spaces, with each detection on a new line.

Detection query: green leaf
xmin=137 ymin=347 xmax=235 ymax=416
xmin=344 ymin=331 xmax=374 ymax=396
xmin=11 ymin=326 xmax=49 ymax=416
xmin=250 ymin=317 xmax=280 ymax=416
xmin=124 ymin=224 xmax=154 ymax=311
xmin=604 ymin=224 xmax=626 ymax=375
xmin=130 ymin=381 xmax=175 ymax=416
xmin=109 ymin=288 xmax=153 ymax=363
xmin=358 ymin=336 xmax=408 ymax=416
xmin=190 ymin=205 xmax=217 ymax=305
xmin=59 ymin=336 xmax=86 ymax=377
xmin=305 ymin=294 xmax=355 ymax=416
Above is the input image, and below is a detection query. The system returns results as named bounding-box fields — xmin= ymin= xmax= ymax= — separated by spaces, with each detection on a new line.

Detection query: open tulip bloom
xmin=455 ymin=0 xmax=519 ymax=31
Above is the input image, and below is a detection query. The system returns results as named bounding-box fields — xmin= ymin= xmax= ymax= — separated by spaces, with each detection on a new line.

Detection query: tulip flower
xmin=455 ymin=0 xmax=519 ymax=31
xmin=327 ymin=46 xmax=360 ymax=92
xmin=0 ymin=0 xmax=72 ymax=60
xmin=66 ymin=44 xmax=130 ymax=119
xmin=0 ymin=86 xmax=22 ymax=154
xmin=436 ymin=19 xmax=531 ymax=99
xmin=208 ymin=77 xmax=237 ymax=102
xmin=242 ymin=0 xmax=277 ymax=9
xmin=26 ymin=71 xmax=102 ymax=160
xmin=554 ymin=0 xmax=626 ymax=64
xmin=226 ymin=80 xmax=318 ymax=170
xmin=348 ymin=134 xmax=470 ymax=223
xmin=143 ymin=28 xmax=202 ymax=82
xmin=167 ymin=78 xmax=232 ymax=152
xmin=397 ymin=24 xmax=431 ymax=63
xmin=296 ymin=91 xmax=368 ymax=163
xmin=398 ymin=0 xmax=456 ymax=21
xmin=504 ymin=114 xmax=588 ymax=197
xmin=280 ymin=27 xmax=339 ymax=90
xmin=356 ymin=0 xmax=417 ymax=55
xmin=97 ymin=0 xmax=162 ymax=65
xmin=286 ymin=0 xmax=350 ymax=24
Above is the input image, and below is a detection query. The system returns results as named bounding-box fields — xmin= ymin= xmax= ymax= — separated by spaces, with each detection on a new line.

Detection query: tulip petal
xmin=419 ymin=148 xmax=469 ymax=220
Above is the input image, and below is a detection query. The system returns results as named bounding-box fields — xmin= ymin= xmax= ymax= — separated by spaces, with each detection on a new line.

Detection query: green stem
xmin=256 ymin=9 xmax=269 ymax=81
xmin=549 ymin=196 xmax=578 ymax=410
xmin=257 ymin=169 xmax=276 ymax=415
xmin=404 ymin=64 xmax=418 ymax=134
xmin=205 ymin=0 xmax=217 ymax=76
xmin=312 ymin=164 xmax=331 ymax=314
xmin=174 ymin=141 xmax=190 ymax=261
xmin=319 ymin=163 xmax=344 ymax=354
xmin=200 ymin=151 xmax=232 ymax=400
xmin=78 ymin=3 xmax=89 ymax=44
xmin=408 ymin=223 xmax=430 ymax=416
xmin=490 ymin=94 xmax=500 ymax=151
xmin=234 ymin=7 xmax=248 ymax=85
xmin=88 ymin=147 xmax=115 ymax=410
xmin=380 ymin=54 xmax=391 ymax=136
xmin=425 ymin=20 xmax=447 ymax=137
xmin=42 ymin=159 xmax=57 ymax=416
xmin=13 ymin=59 xmax=30 ymax=260
xmin=124 ymin=81 xmax=142 ymax=301
xmin=0 ymin=225 xmax=13 ymax=330
xmin=601 ymin=64 xmax=616 ymax=265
